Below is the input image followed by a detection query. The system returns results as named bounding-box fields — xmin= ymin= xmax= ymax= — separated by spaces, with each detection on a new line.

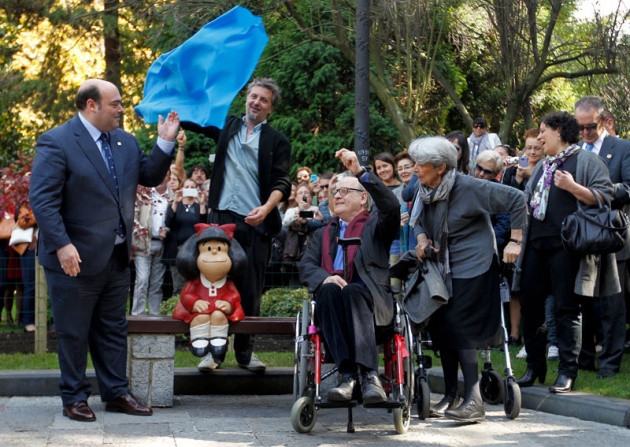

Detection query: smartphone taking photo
xmin=182 ymin=188 xmax=197 ymax=198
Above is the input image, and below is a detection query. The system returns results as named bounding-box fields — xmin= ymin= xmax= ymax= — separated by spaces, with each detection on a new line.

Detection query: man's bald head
xmin=75 ymin=79 xmax=124 ymax=132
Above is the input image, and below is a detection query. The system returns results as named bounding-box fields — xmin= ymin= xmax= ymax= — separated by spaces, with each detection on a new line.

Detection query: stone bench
xmin=126 ymin=315 xmax=296 ymax=407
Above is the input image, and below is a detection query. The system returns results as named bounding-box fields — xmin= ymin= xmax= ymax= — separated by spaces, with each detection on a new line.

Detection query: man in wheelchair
xmin=298 ymin=148 xmax=400 ymax=404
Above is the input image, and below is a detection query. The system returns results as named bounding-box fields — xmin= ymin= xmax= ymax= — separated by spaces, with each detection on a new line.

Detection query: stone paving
xmin=2 ymin=393 xmax=630 ymax=447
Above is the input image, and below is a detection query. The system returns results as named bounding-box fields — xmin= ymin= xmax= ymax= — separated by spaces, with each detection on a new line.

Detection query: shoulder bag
xmin=561 ymin=188 xmax=630 ymax=255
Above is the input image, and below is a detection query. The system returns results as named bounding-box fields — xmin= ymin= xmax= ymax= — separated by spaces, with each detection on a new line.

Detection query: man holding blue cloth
xmin=183 ymin=78 xmax=291 ymax=372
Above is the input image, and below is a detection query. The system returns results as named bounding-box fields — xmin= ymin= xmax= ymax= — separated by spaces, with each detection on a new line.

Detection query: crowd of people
xmin=1 ymin=73 xmax=628 ymax=427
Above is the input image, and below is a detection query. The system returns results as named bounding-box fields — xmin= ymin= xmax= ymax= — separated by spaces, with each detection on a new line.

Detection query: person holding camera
xmin=282 ymin=184 xmax=323 ymax=264
xmin=163 ymin=178 xmax=208 ymax=296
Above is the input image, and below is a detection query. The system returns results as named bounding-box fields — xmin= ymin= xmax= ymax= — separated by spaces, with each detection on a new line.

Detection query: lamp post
xmin=354 ymin=0 xmax=370 ymax=167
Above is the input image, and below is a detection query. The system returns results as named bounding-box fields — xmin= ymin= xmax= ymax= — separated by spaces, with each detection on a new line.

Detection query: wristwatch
xmin=355 ymin=167 xmax=367 ymax=178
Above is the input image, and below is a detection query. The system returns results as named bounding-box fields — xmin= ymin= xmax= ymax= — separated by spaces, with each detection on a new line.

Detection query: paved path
xmin=2 ymin=393 xmax=629 ymax=446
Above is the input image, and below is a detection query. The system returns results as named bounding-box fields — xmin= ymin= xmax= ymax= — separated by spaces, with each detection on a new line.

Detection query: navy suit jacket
xmin=591 ymin=135 xmax=630 ymax=260
xmin=596 ymin=135 xmax=630 ymax=209
xmin=30 ymin=115 xmax=172 ymax=275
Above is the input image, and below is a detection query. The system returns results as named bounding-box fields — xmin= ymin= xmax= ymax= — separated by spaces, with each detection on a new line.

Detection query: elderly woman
xmin=409 ymin=136 xmax=527 ymax=423
xmin=514 ymin=111 xmax=616 ymax=393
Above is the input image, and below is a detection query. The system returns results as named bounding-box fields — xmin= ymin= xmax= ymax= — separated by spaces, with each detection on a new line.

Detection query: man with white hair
xmin=299 ymin=149 xmax=400 ymax=404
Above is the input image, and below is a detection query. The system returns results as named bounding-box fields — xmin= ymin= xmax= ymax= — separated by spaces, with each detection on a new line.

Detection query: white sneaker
xmin=198 ymin=353 xmax=219 ymax=372
xmin=516 ymin=346 xmax=527 ymax=359
xmin=237 ymin=352 xmax=266 ymax=372
xmin=547 ymin=345 xmax=559 ymax=360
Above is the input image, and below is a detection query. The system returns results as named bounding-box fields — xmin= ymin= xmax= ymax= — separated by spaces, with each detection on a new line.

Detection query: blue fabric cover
xmin=134 ymin=6 xmax=268 ymax=129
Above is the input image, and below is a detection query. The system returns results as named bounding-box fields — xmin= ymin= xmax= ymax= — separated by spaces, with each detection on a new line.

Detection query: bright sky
xmin=576 ymin=0 xmax=629 ymax=19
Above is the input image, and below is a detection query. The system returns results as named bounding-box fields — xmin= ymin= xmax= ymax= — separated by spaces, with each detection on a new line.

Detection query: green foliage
xmin=260 ymin=287 xmax=310 ymax=317
xmin=160 ymin=295 xmax=179 ymax=316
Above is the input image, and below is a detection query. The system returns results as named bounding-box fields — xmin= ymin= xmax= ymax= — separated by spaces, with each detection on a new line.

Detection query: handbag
xmin=0 ymin=212 xmax=13 ymax=239
xmin=561 ymin=188 xmax=630 ymax=255
xmin=9 ymin=225 xmax=34 ymax=246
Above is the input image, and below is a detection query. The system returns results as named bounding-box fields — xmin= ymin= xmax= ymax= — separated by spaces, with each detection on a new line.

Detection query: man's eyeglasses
xmin=475 ymin=164 xmax=495 ymax=176
xmin=578 ymin=122 xmax=599 ymax=132
xmin=397 ymin=164 xmax=414 ymax=172
xmin=473 ymin=124 xmax=486 ymax=129
xmin=320 ymin=184 xmax=329 ymax=189
xmin=331 ymin=187 xmax=364 ymax=197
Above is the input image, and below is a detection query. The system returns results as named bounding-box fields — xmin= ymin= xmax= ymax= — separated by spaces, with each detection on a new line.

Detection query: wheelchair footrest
xmin=318 ymin=401 xmax=358 ymax=409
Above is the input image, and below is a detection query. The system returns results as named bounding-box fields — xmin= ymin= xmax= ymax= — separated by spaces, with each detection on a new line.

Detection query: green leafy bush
xmin=160 ymin=295 xmax=180 ymax=316
xmin=260 ymin=287 xmax=310 ymax=317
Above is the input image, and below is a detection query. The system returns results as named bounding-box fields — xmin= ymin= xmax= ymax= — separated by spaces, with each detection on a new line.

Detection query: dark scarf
xmin=321 ymin=210 xmax=371 ymax=282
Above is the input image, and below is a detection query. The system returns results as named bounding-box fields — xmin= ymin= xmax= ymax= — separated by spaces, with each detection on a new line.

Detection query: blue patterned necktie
xmin=100 ymin=133 xmax=125 ymax=239
xmin=586 ymin=143 xmax=594 ymax=151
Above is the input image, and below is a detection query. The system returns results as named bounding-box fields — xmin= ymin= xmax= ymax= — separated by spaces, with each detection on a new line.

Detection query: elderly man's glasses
xmin=331 ymin=187 xmax=364 ymax=197
xmin=579 ymin=122 xmax=599 ymax=132
xmin=473 ymin=124 xmax=486 ymax=129
xmin=475 ymin=164 xmax=495 ymax=176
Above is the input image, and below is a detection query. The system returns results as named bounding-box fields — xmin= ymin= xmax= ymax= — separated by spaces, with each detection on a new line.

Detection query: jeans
xmin=545 ymin=295 xmax=557 ymax=346
xmin=131 ymin=240 xmax=166 ymax=316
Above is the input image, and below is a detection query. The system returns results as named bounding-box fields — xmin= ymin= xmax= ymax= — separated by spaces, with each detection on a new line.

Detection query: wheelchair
xmin=291 ymin=297 xmax=416 ymax=434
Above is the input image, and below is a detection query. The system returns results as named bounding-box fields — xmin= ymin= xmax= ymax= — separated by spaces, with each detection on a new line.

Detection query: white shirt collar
xmin=200 ymin=275 xmax=227 ymax=289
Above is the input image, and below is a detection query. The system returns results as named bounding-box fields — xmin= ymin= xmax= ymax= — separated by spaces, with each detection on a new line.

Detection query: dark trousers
xmin=580 ymin=259 xmax=626 ymax=373
xmin=20 ymin=247 xmax=35 ymax=326
xmin=209 ymin=210 xmax=271 ymax=356
xmin=46 ymin=244 xmax=130 ymax=406
xmin=520 ymin=245 xmax=582 ymax=377
xmin=315 ymin=283 xmax=378 ymax=374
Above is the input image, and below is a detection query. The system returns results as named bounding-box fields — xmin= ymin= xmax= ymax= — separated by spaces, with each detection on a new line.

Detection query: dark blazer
xmin=30 ymin=115 xmax=172 ymax=275
xmin=182 ymin=116 xmax=292 ymax=236
xmin=591 ymin=135 xmax=630 ymax=260
xmin=596 ymin=135 xmax=630 ymax=209
xmin=298 ymin=173 xmax=401 ymax=326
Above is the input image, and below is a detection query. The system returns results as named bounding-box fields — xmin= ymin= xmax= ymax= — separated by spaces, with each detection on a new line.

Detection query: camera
xmin=182 ymin=188 xmax=197 ymax=198
xmin=507 ymin=156 xmax=519 ymax=165
xmin=310 ymin=173 xmax=318 ymax=183
xmin=299 ymin=210 xmax=314 ymax=218
xmin=518 ymin=155 xmax=528 ymax=167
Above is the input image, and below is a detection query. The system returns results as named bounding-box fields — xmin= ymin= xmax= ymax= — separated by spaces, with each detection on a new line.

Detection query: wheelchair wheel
xmin=503 ymin=378 xmax=521 ymax=420
xmin=392 ymin=313 xmax=414 ymax=434
xmin=480 ymin=369 xmax=504 ymax=405
xmin=291 ymin=396 xmax=317 ymax=433
xmin=415 ymin=377 xmax=431 ymax=420
xmin=293 ymin=300 xmax=311 ymax=401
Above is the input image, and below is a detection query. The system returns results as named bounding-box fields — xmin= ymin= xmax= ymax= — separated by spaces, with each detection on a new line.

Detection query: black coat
xmin=298 ymin=173 xmax=401 ymax=326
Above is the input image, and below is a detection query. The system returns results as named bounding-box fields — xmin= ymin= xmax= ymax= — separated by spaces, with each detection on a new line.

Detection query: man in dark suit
xmin=574 ymin=96 xmax=630 ymax=378
xmin=30 ymin=79 xmax=180 ymax=421
xmin=299 ymin=149 xmax=400 ymax=404
xmin=182 ymin=78 xmax=291 ymax=372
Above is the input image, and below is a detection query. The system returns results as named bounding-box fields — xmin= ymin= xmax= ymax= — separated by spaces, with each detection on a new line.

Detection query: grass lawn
xmin=1 ymin=340 xmax=629 ymax=400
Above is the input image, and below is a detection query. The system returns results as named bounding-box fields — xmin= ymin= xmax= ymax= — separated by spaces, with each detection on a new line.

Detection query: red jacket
xmin=172 ymin=276 xmax=244 ymax=323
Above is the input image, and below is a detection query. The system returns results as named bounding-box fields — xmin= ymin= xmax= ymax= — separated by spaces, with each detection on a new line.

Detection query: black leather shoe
xmin=361 ymin=373 xmax=387 ymax=404
xmin=444 ymin=399 xmax=485 ymax=423
xmin=63 ymin=400 xmax=96 ymax=422
xmin=327 ymin=376 xmax=359 ymax=402
xmin=515 ymin=368 xmax=546 ymax=387
xmin=105 ymin=392 xmax=153 ymax=416
xmin=549 ymin=374 xmax=575 ymax=393
xmin=429 ymin=393 xmax=459 ymax=418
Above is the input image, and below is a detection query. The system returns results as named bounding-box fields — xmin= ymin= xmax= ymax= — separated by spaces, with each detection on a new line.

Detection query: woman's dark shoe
xmin=515 ymin=368 xmax=546 ymax=387
xmin=444 ymin=399 xmax=485 ymax=423
xmin=508 ymin=336 xmax=522 ymax=347
xmin=549 ymin=374 xmax=575 ymax=393
xmin=429 ymin=393 xmax=460 ymax=418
